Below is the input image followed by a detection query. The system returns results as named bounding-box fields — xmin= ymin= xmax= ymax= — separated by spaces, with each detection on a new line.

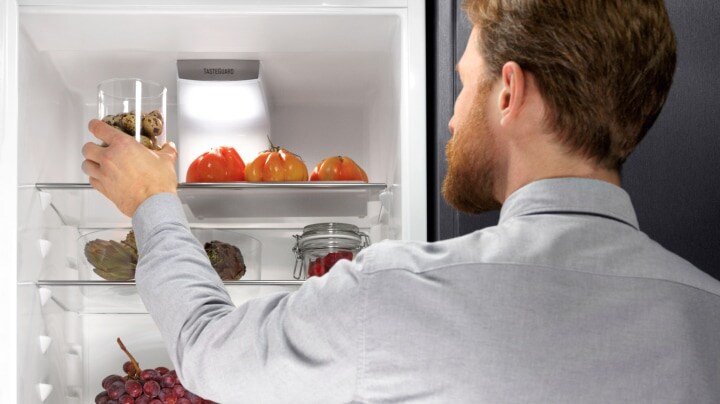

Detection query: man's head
xmin=443 ymin=0 xmax=677 ymax=213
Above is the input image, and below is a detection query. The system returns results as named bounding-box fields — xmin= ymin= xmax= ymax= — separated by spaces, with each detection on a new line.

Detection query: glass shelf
xmin=35 ymin=182 xmax=387 ymax=227
xmin=35 ymin=280 xmax=303 ymax=314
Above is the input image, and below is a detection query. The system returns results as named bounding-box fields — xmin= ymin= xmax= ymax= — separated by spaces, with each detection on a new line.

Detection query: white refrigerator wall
xmin=5 ymin=1 xmax=426 ymax=402
xmin=1 ymin=1 xmax=20 ymax=403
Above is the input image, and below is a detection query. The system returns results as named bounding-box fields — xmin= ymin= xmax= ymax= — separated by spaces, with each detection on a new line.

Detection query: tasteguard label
xmin=203 ymin=68 xmax=235 ymax=75
xmin=178 ymin=60 xmax=260 ymax=81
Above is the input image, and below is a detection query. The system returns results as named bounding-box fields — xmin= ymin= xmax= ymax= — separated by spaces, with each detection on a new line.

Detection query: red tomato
xmin=307 ymin=251 xmax=354 ymax=278
xmin=308 ymin=260 xmax=326 ymax=277
xmin=245 ymin=146 xmax=308 ymax=182
xmin=310 ymin=156 xmax=368 ymax=182
xmin=186 ymin=146 xmax=245 ymax=182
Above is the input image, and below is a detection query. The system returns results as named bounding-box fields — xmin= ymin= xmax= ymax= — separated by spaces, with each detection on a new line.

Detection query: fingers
xmin=83 ymin=159 xmax=109 ymax=198
xmin=158 ymin=141 xmax=178 ymax=162
xmin=88 ymin=119 xmax=122 ymax=145
xmin=81 ymin=141 xmax=105 ymax=164
xmin=81 ymin=159 xmax=102 ymax=179
xmin=159 ymin=141 xmax=177 ymax=154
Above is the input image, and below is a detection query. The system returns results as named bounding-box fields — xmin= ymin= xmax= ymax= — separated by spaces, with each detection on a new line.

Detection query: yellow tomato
xmin=310 ymin=155 xmax=368 ymax=182
xmin=245 ymin=146 xmax=308 ymax=182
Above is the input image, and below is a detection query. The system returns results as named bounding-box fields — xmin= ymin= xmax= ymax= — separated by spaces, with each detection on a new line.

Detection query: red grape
xmin=155 ymin=366 xmax=170 ymax=375
xmin=161 ymin=373 xmax=177 ymax=387
xmin=102 ymin=375 xmax=124 ymax=390
xmin=177 ymin=399 xmax=191 ymax=404
xmin=143 ymin=380 xmax=161 ymax=398
xmin=108 ymin=380 xmax=126 ymax=399
xmin=122 ymin=361 xmax=135 ymax=375
xmin=95 ymin=391 xmax=110 ymax=404
xmin=184 ymin=391 xmax=202 ymax=404
xmin=118 ymin=394 xmax=134 ymax=404
xmin=159 ymin=387 xmax=176 ymax=401
xmin=150 ymin=399 xmax=162 ymax=404
xmin=140 ymin=369 xmax=160 ymax=381
xmin=134 ymin=395 xmax=151 ymax=404
xmin=172 ymin=384 xmax=185 ymax=397
xmin=125 ymin=380 xmax=142 ymax=398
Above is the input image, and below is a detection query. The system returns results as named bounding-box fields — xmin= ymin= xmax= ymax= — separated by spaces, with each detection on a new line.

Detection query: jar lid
xmin=294 ymin=223 xmax=369 ymax=250
xmin=301 ymin=222 xmax=360 ymax=236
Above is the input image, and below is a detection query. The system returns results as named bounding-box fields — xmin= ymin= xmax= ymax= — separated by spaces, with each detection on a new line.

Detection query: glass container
xmin=293 ymin=223 xmax=370 ymax=279
xmin=97 ymin=78 xmax=167 ymax=148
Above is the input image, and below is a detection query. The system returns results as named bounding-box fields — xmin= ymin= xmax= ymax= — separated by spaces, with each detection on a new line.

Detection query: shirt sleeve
xmin=132 ymin=193 xmax=366 ymax=403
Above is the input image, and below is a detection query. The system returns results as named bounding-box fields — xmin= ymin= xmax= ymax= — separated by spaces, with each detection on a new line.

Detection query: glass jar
xmin=97 ymin=78 xmax=167 ymax=149
xmin=293 ymin=223 xmax=370 ymax=279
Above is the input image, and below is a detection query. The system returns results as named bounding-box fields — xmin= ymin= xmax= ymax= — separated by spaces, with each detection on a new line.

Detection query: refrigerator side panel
xmin=1 ymin=0 xmax=19 ymax=401
xmin=426 ymin=0 xmax=456 ymax=241
xmin=401 ymin=1 xmax=427 ymax=241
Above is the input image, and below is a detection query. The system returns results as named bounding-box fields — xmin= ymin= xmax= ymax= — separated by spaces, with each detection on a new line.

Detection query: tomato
xmin=245 ymin=146 xmax=308 ymax=182
xmin=307 ymin=251 xmax=354 ymax=277
xmin=186 ymin=146 xmax=245 ymax=182
xmin=308 ymin=260 xmax=326 ymax=277
xmin=309 ymin=155 xmax=368 ymax=182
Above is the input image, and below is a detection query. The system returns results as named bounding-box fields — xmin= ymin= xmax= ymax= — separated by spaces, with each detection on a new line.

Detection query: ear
xmin=498 ymin=62 xmax=526 ymax=126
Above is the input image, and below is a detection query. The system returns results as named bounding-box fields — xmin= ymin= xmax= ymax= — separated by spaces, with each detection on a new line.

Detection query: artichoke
xmin=86 ymin=231 xmax=247 ymax=281
xmin=204 ymin=240 xmax=246 ymax=280
xmin=85 ymin=231 xmax=138 ymax=281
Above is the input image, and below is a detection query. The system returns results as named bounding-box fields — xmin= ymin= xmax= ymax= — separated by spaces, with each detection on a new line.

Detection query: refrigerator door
xmin=427 ymin=0 xmax=720 ymax=280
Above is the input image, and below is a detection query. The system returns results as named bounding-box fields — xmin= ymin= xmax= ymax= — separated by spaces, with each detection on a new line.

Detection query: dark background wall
xmin=427 ymin=0 xmax=720 ymax=279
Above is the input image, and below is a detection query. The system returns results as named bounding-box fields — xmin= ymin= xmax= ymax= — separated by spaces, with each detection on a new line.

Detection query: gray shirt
xmin=133 ymin=178 xmax=720 ymax=403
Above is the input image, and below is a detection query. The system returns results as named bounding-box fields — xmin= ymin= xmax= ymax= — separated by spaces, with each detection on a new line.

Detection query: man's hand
xmin=82 ymin=119 xmax=178 ymax=217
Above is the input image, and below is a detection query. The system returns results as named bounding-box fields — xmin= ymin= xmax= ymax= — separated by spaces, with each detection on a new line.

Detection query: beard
xmin=441 ymin=83 xmax=502 ymax=214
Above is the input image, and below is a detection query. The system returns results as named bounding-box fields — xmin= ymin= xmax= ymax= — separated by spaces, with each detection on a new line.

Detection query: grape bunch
xmin=95 ymin=338 xmax=215 ymax=404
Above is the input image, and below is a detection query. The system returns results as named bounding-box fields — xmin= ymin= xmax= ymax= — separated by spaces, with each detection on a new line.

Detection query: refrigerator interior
xmin=15 ymin=4 xmax=424 ymax=403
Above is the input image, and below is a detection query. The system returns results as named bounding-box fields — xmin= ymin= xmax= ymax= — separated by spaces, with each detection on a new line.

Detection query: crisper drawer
xmin=20 ymin=281 xmax=301 ymax=404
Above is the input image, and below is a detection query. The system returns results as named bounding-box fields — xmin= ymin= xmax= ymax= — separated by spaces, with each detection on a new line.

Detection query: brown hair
xmin=463 ymin=0 xmax=677 ymax=168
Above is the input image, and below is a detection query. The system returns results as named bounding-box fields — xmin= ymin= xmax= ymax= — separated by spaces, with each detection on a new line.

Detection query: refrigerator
xmin=0 ymin=0 xmax=426 ymax=402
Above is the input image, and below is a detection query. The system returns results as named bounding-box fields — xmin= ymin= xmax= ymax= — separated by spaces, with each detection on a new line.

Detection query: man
xmin=83 ymin=0 xmax=720 ymax=402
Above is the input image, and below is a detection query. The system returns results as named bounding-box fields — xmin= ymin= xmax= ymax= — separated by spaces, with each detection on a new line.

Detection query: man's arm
xmin=132 ymin=193 xmax=364 ymax=403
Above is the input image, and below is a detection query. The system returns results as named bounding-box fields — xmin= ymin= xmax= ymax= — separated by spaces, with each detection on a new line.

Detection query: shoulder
xmin=629 ymin=234 xmax=720 ymax=297
xmin=355 ymin=229 xmax=503 ymax=276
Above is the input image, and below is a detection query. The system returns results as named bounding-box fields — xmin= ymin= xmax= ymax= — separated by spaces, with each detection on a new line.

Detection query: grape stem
xmin=116 ymin=337 xmax=142 ymax=378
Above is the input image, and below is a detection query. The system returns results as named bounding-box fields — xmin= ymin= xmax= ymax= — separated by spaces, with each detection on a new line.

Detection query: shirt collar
xmin=499 ymin=178 xmax=640 ymax=230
